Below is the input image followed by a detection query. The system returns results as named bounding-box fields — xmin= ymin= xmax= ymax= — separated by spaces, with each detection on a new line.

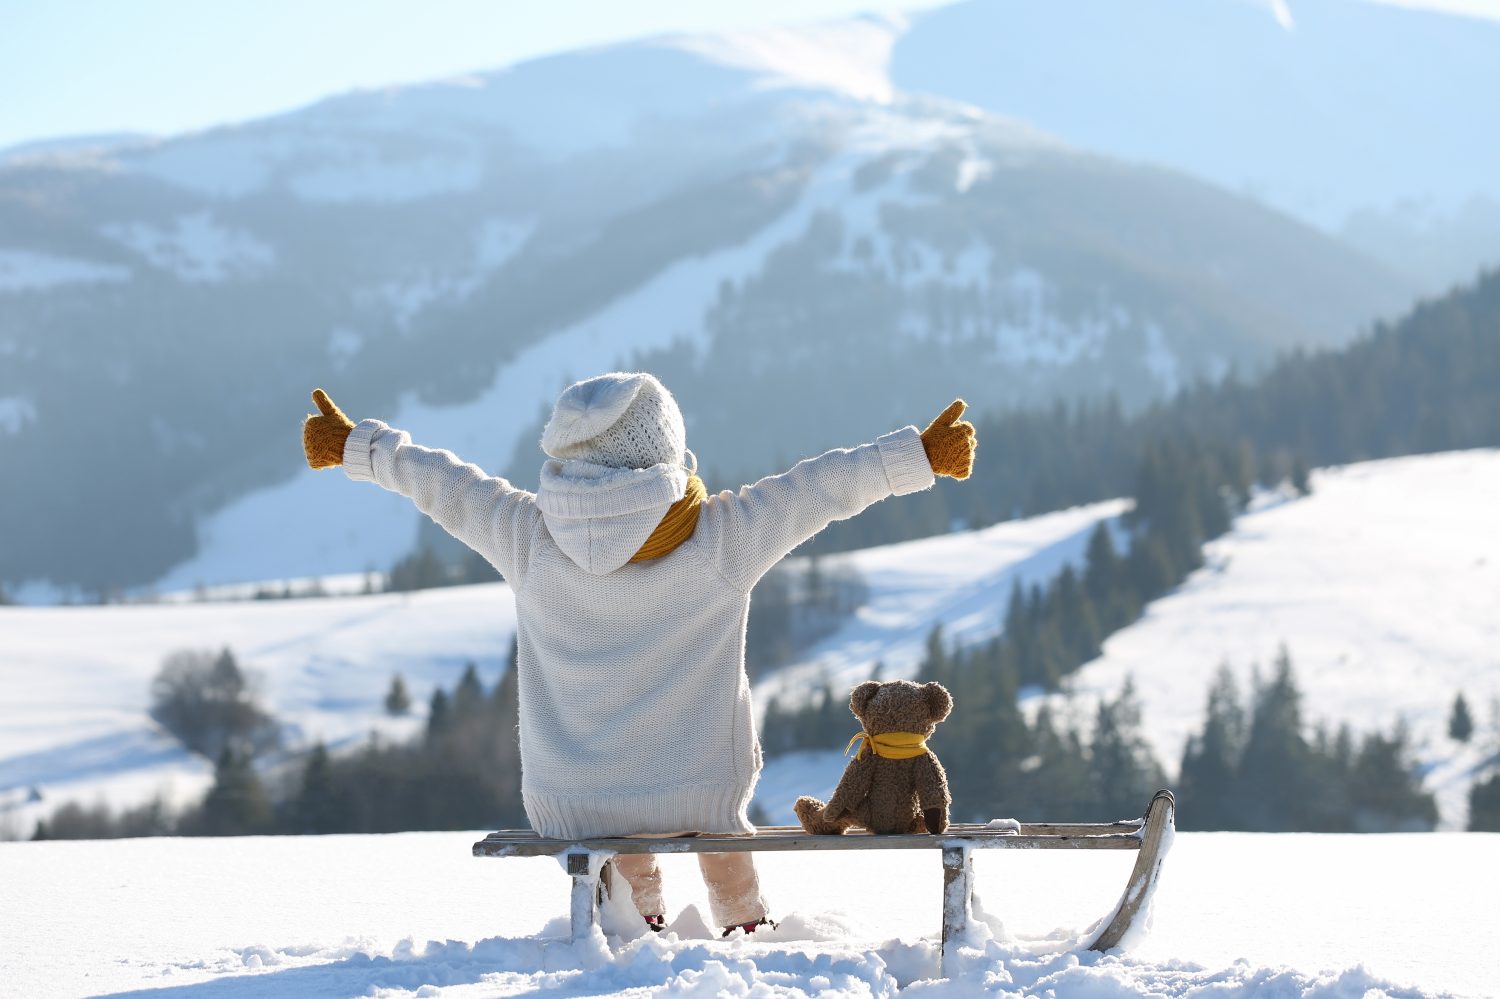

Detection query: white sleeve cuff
xmin=876 ymin=426 xmax=936 ymax=497
xmin=342 ymin=418 xmax=386 ymax=483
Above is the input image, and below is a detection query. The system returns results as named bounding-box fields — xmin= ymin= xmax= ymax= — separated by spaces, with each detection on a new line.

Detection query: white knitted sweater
xmin=344 ymin=419 xmax=936 ymax=839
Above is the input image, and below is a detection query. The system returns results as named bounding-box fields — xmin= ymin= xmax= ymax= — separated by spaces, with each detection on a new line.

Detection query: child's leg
xmin=697 ymin=852 xmax=767 ymax=928
xmin=612 ymin=853 xmax=666 ymax=917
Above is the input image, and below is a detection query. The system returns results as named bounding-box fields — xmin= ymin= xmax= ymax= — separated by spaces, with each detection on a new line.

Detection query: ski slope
xmin=1054 ymin=450 xmax=1500 ymax=829
xmin=2 ymin=830 xmax=1496 ymax=998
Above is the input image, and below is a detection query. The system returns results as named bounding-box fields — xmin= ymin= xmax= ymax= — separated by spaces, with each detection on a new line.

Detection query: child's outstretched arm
xmin=702 ymin=399 xmax=976 ymax=591
xmin=301 ymin=388 xmax=542 ymax=584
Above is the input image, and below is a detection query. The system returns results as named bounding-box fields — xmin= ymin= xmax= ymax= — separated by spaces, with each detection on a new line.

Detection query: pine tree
xmin=945 ymin=641 xmax=1027 ymax=820
xmin=1083 ymin=522 xmax=1120 ymax=602
xmin=817 ymin=681 xmax=845 ymax=745
xmin=294 ymin=742 xmax=349 ymax=834
xmin=1021 ymin=703 xmax=1092 ymax=819
xmin=1178 ymin=664 xmax=1246 ymax=830
xmin=1469 ymin=771 xmax=1500 ymax=832
xmin=1088 ymin=677 xmax=1167 ymax=820
xmin=453 ymin=662 xmax=485 ymax=720
xmin=1347 ymin=722 xmax=1437 ymax=832
xmin=761 ymin=696 xmax=790 ymax=756
xmin=1303 ymin=722 xmax=1356 ymax=832
xmin=194 ymin=748 xmax=271 ymax=835
xmin=1234 ymin=646 xmax=1314 ymax=831
xmin=1448 ymin=692 xmax=1474 ymax=743
xmin=1290 ymin=455 xmax=1312 ymax=496
xmin=921 ymin=624 xmax=949 ymax=688
xmin=486 ymin=641 xmax=525 ymax=826
xmin=426 ymin=688 xmax=451 ymax=745
xmin=384 ymin=675 xmax=412 ymax=716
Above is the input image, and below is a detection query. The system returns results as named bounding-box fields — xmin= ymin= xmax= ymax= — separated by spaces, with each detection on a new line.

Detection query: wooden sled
xmin=474 ymin=789 xmax=1175 ymax=975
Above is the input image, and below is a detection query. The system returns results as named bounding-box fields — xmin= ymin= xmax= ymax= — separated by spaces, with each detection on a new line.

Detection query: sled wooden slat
xmin=473 ymin=823 xmax=1145 ymax=858
xmin=473 ymin=790 xmax=1175 ymax=976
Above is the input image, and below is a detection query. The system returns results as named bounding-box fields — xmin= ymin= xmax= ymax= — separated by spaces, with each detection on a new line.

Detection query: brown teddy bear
xmin=794 ymin=679 xmax=953 ymax=836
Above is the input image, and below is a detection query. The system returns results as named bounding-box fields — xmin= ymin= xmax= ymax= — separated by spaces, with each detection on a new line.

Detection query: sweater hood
xmin=535 ymin=458 xmax=688 ymax=575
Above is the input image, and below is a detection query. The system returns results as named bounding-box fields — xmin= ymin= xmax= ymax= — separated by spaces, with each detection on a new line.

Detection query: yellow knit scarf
xmin=845 ymin=731 xmax=930 ymax=760
xmin=629 ymin=474 xmax=707 ymax=562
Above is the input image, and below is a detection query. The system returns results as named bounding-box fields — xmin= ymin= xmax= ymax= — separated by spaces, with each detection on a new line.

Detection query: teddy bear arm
xmin=913 ymin=754 xmax=951 ymax=831
xmin=823 ymin=753 xmax=876 ymax=819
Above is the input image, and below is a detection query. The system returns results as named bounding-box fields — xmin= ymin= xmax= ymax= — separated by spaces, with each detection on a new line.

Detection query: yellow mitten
xmin=921 ymin=399 xmax=976 ymax=480
xmin=303 ymin=388 xmax=355 ymax=469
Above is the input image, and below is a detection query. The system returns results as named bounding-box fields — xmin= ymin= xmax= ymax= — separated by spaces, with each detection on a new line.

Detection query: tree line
xmin=33 ymin=645 xmax=526 ymax=840
xmin=800 ymin=268 xmax=1500 ymax=556
xmin=29 ymin=640 xmax=1499 ymax=839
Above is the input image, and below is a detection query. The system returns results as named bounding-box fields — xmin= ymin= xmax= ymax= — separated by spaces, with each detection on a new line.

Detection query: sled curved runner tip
xmin=1086 ymin=789 xmax=1176 ymax=952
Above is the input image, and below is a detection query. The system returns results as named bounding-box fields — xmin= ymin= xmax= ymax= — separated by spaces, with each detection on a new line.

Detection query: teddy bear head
xmin=848 ymin=679 xmax=952 ymax=737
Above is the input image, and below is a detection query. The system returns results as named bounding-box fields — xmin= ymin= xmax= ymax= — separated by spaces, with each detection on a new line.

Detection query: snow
xmin=0 ymin=247 xmax=129 ymax=292
xmin=668 ymin=13 xmax=907 ymax=105
xmin=326 ymin=326 xmax=363 ymax=367
xmin=473 ymin=217 xmax=532 ymax=270
xmin=101 ymin=211 xmax=274 ymax=282
xmin=1142 ymin=323 xmax=1180 ymax=396
xmin=2 ymin=830 xmax=1495 ymax=997
xmin=289 ymin=153 xmax=483 ymax=204
xmin=362 ymin=217 xmax=534 ymax=329
xmin=131 ymin=132 xmax=298 ymax=198
xmin=1057 ymin=450 xmax=1500 ymax=829
xmin=0 ymin=395 xmax=37 ymax=435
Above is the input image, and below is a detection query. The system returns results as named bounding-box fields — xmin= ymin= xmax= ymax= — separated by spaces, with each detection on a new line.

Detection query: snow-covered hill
xmin=1052 ymin=449 xmax=1500 ymax=829
xmin=0 ymin=498 xmax=1122 ymax=836
xmin=2 ymin=830 xmax=1496 ymax=997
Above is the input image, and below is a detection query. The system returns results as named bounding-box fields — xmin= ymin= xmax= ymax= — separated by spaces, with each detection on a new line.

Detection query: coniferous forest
xmin=802 ymin=269 xmax=1500 ymax=555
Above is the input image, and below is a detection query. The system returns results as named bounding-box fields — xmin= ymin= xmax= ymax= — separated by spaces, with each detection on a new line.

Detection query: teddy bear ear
xmin=850 ymin=681 xmax=881 ymax=717
xmin=922 ymin=682 xmax=953 ymax=722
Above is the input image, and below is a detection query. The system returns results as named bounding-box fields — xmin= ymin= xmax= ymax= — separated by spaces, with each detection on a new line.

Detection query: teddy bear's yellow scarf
xmin=629 ymin=474 xmax=708 ymax=563
xmin=845 ymin=731 xmax=930 ymax=760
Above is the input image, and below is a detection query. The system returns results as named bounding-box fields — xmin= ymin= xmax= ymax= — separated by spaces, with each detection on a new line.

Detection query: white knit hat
xmin=541 ymin=372 xmax=687 ymax=469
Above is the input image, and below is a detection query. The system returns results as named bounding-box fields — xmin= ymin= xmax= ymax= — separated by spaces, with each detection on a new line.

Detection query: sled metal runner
xmin=474 ymin=790 xmax=1175 ymax=972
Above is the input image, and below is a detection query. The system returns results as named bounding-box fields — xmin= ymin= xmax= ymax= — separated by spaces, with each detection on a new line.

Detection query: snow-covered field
xmin=0 ymin=584 xmax=518 ymax=827
xmin=2 ymin=830 xmax=1496 ymax=998
xmin=0 ymin=501 xmax=1120 ymax=835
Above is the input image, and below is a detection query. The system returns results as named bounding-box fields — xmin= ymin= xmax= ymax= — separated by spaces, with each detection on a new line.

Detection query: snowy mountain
xmin=2 ymin=831 xmax=1496 ymax=997
xmin=890 ymin=0 xmax=1500 ymax=287
xmin=0 ymin=12 xmax=1417 ymax=596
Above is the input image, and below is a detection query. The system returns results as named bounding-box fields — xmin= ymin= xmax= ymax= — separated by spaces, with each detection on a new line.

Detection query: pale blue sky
xmin=0 ymin=0 xmax=934 ymax=150
xmin=1 ymin=0 xmax=1491 ymax=151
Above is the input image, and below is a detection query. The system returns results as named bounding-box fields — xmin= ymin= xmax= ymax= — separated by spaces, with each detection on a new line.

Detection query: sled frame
xmin=474 ymin=789 xmax=1175 ymax=975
